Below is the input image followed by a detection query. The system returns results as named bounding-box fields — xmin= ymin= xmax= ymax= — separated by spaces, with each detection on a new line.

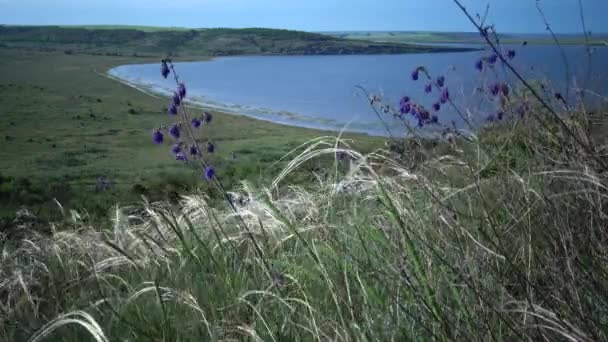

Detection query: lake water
xmin=109 ymin=44 xmax=608 ymax=136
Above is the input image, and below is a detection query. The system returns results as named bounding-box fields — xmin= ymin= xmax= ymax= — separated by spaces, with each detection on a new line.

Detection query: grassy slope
xmin=324 ymin=31 xmax=608 ymax=46
xmin=0 ymin=26 xmax=474 ymax=58
xmin=0 ymin=49 xmax=384 ymax=220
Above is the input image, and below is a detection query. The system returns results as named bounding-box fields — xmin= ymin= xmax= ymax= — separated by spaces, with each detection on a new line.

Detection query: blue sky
xmin=1 ymin=0 xmax=607 ymax=33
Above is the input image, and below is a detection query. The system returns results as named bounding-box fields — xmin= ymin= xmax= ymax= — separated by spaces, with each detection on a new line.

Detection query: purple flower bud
xmin=400 ymin=102 xmax=411 ymax=114
xmin=424 ymin=83 xmax=432 ymax=94
xmin=430 ymin=115 xmax=438 ymax=124
xmin=172 ymin=92 xmax=181 ymax=107
xmin=436 ymin=76 xmax=445 ymax=88
xmin=152 ymin=129 xmax=164 ymax=144
xmin=169 ymin=123 xmax=180 ymax=139
xmin=432 ymin=102 xmax=441 ymax=111
xmin=161 ymin=61 xmax=170 ymax=79
xmin=204 ymin=166 xmax=215 ymax=181
xmin=411 ymin=68 xmax=419 ymax=81
xmin=400 ymin=96 xmax=410 ymax=106
xmin=168 ymin=103 xmax=178 ymax=115
xmin=507 ymin=49 xmax=516 ymax=59
xmin=189 ymin=145 xmax=199 ymax=156
xmin=191 ymin=117 xmax=201 ymax=129
xmin=475 ymin=59 xmax=483 ymax=71
xmin=171 ymin=144 xmax=181 ymax=155
xmin=440 ymin=88 xmax=450 ymax=104
xmin=497 ymin=111 xmax=504 ymax=120
xmin=490 ymin=83 xmax=501 ymax=96
xmin=175 ymin=152 xmax=187 ymax=162
xmin=177 ymin=83 xmax=186 ymax=99
xmin=203 ymin=112 xmax=213 ymax=123
xmin=488 ymin=54 xmax=498 ymax=64
xmin=206 ymin=142 xmax=215 ymax=153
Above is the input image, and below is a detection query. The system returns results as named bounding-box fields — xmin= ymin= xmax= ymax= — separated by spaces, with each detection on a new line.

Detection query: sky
xmin=1 ymin=0 xmax=607 ymax=34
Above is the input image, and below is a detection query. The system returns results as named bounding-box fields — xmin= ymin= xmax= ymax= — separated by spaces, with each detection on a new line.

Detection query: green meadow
xmin=0 ymin=48 xmax=383 ymax=221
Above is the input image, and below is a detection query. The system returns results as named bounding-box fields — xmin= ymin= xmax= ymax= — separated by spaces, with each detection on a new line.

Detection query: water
xmin=109 ymin=44 xmax=608 ymax=136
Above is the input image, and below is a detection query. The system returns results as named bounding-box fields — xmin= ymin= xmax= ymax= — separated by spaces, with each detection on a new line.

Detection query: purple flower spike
xmin=152 ymin=129 xmax=164 ymax=144
xmin=424 ymin=83 xmax=432 ymax=94
xmin=488 ymin=54 xmax=498 ymax=64
xmin=436 ymin=76 xmax=445 ymax=88
xmin=203 ymin=112 xmax=213 ymax=123
xmin=168 ymin=103 xmax=178 ymax=115
xmin=204 ymin=166 xmax=215 ymax=181
xmin=172 ymin=92 xmax=181 ymax=107
xmin=411 ymin=68 xmax=419 ymax=81
xmin=191 ymin=117 xmax=201 ymax=129
xmin=440 ymin=88 xmax=450 ymax=104
xmin=475 ymin=59 xmax=483 ymax=71
xmin=189 ymin=145 xmax=199 ymax=156
xmin=177 ymin=83 xmax=186 ymax=99
xmin=171 ymin=144 xmax=181 ymax=155
xmin=432 ymin=102 xmax=441 ymax=111
xmin=507 ymin=49 xmax=516 ymax=59
xmin=175 ymin=152 xmax=187 ymax=162
xmin=169 ymin=123 xmax=180 ymax=139
xmin=161 ymin=61 xmax=170 ymax=79
xmin=206 ymin=142 xmax=215 ymax=153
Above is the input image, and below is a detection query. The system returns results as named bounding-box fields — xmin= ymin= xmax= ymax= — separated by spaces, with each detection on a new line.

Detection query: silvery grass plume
xmin=2 ymin=132 xmax=607 ymax=341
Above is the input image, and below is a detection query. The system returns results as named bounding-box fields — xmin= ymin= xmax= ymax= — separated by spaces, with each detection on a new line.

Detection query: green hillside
xmin=0 ymin=26 xmax=474 ymax=57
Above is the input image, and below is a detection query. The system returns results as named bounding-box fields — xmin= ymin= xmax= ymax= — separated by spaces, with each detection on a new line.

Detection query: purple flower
xmin=177 ymin=83 xmax=186 ymax=99
xmin=488 ymin=54 xmax=498 ymax=64
xmin=400 ymin=96 xmax=410 ymax=105
xmin=206 ymin=142 xmax=215 ymax=153
xmin=203 ymin=112 xmax=213 ymax=123
xmin=175 ymin=152 xmax=187 ymax=162
xmin=171 ymin=143 xmax=181 ymax=155
xmin=411 ymin=68 xmax=419 ymax=81
xmin=189 ymin=145 xmax=199 ymax=156
xmin=436 ymin=76 xmax=445 ymax=88
xmin=167 ymin=103 xmax=178 ymax=115
xmin=475 ymin=59 xmax=483 ymax=71
xmin=169 ymin=124 xmax=180 ymax=139
xmin=490 ymin=83 xmax=501 ymax=96
xmin=400 ymin=102 xmax=411 ymax=114
xmin=506 ymin=49 xmax=516 ymax=59
xmin=336 ymin=151 xmax=346 ymax=161
xmin=430 ymin=115 xmax=438 ymax=124
xmin=432 ymin=102 xmax=441 ymax=111
xmin=161 ymin=61 xmax=170 ymax=79
xmin=191 ymin=118 xmax=201 ymax=129
xmin=172 ymin=92 xmax=181 ymax=107
xmin=152 ymin=129 xmax=164 ymax=144
xmin=501 ymin=83 xmax=510 ymax=97
xmin=204 ymin=166 xmax=215 ymax=181
xmin=424 ymin=83 xmax=432 ymax=94
xmin=440 ymin=88 xmax=450 ymax=104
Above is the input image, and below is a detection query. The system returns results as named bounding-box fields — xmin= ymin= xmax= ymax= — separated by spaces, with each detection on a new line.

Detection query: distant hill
xmin=0 ymin=26 xmax=475 ymax=57
xmin=322 ymin=31 xmax=608 ymax=46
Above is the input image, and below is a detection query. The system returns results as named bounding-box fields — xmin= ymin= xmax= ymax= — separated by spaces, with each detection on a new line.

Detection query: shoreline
xmin=102 ymin=65 xmax=386 ymax=138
